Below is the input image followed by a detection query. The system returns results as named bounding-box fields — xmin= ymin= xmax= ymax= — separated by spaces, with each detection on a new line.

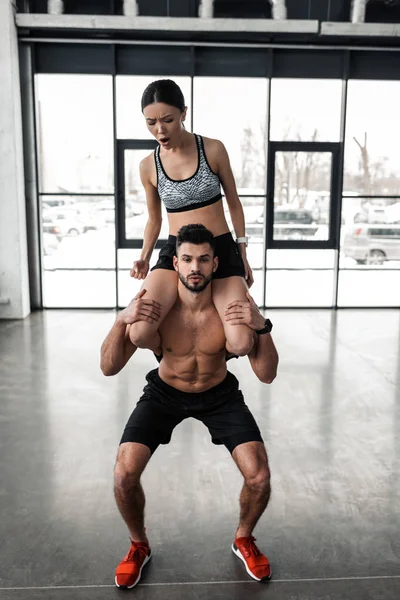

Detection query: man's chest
xmin=159 ymin=309 xmax=226 ymax=357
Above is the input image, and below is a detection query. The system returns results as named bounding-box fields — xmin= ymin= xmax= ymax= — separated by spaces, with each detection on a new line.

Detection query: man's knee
xmin=114 ymin=444 xmax=150 ymax=490
xmin=245 ymin=465 xmax=271 ymax=493
xmin=114 ymin=461 xmax=142 ymax=491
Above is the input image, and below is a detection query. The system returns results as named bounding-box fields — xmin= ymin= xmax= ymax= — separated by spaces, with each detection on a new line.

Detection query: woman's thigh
xmin=129 ymin=269 xmax=178 ymax=345
xmin=212 ymin=276 xmax=253 ymax=356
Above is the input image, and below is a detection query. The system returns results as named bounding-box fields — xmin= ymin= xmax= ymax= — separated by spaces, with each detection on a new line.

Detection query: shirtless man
xmin=100 ymin=224 xmax=279 ymax=590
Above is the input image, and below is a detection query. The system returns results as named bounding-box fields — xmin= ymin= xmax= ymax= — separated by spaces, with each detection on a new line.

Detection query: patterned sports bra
xmin=154 ymin=134 xmax=222 ymax=213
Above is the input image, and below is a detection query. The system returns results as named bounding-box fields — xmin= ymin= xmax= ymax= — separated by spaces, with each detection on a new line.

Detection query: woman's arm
xmin=211 ymin=139 xmax=253 ymax=286
xmin=131 ymin=157 xmax=162 ymax=278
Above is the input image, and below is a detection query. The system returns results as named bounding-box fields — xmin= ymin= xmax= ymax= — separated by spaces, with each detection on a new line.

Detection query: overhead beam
xmin=15 ymin=14 xmax=319 ymax=34
xmin=321 ymin=21 xmax=400 ymax=37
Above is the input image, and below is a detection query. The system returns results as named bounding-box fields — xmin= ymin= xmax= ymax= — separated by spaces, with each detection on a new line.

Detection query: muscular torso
xmin=157 ymin=301 xmax=228 ymax=393
xmin=146 ymin=135 xmax=230 ymax=237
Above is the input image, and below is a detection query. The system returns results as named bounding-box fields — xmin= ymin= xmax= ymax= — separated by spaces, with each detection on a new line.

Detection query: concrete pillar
xmin=48 ymin=0 xmax=64 ymax=14
xmin=123 ymin=0 xmax=139 ymax=17
xmin=199 ymin=0 xmax=214 ymax=19
xmin=271 ymin=1 xmax=287 ymax=20
xmin=0 ymin=1 xmax=30 ymax=319
xmin=351 ymin=0 xmax=368 ymax=23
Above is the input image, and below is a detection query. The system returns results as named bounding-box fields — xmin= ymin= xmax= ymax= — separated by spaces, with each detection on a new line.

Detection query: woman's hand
xmin=130 ymin=259 xmax=150 ymax=279
xmin=225 ymin=291 xmax=264 ymax=329
xmin=117 ymin=289 xmax=161 ymax=325
xmin=238 ymin=250 xmax=254 ymax=288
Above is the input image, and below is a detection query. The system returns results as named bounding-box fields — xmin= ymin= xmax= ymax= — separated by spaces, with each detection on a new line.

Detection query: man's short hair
xmin=175 ymin=224 xmax=216 ymax=256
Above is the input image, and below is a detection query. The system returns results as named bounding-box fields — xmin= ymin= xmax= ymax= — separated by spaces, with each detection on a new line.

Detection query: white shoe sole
xmin=115 ymin=551 xmax=152 ymax=589
xmin=231 ymin=544 xmax=271 ymax=582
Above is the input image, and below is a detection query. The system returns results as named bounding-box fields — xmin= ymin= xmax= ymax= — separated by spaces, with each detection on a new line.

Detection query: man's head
xmin=173 ymin=224 xmax=218 ymax=294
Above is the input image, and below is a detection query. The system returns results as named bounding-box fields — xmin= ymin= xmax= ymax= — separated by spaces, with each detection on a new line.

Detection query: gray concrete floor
xmin=0 ymin=309 xmax=399 ymax=599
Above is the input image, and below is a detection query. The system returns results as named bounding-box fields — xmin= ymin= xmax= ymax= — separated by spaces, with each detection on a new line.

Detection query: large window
xmin=35 ymin=75 xmax=115 ymax=307
xmin=339 ymin=81 xmax=400 ymax=307
xmin=33 ymin=70 xmax=400 ymax=309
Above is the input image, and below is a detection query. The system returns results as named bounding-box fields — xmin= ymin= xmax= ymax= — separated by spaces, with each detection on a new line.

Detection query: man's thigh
xmin=120 ymin=390 xmax=184 ymax=455
xmin=197 ymin=383 xmax=263 ymax=454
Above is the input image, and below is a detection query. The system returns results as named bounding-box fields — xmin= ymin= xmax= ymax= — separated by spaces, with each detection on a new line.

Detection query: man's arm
xmin=100 ymin=289 xmax=161 ymax=376
xmin=225 ymin=292 xmax=279 ymax=384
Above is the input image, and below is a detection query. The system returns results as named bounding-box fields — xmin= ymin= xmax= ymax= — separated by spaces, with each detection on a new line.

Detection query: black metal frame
xmin=266 ymin=141 xmax=342 ymax=250
xmin=116 ymin=140 xmax=159 ymax=250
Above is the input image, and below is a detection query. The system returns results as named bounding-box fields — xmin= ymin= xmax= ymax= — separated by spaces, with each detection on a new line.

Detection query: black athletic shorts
xmin=120 ymin=369 xmax=263 ymax=455
xmin=150 ymin=232 xmax=245 ymax=279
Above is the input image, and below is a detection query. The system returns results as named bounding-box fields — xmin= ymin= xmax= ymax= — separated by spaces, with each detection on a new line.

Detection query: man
xmin=100 ymin=224 xmax=279 ymax=589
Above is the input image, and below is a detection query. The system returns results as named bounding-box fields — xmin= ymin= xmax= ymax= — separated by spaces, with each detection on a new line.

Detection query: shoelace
xmin=124 ymin=543 xmax=147 ymax=564
xmin=241 ymin=536 xmax=262 ymax=559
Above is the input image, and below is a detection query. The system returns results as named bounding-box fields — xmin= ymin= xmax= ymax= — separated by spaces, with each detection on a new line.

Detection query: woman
xmin=129 ymin=79 xmax=254 ymax=357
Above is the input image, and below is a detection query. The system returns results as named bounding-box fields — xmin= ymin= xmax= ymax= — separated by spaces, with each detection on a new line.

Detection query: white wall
xmin=0 ymin=0 xmax=30 ymax=319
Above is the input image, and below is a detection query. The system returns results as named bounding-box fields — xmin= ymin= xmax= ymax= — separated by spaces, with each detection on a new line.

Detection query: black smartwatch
xmin=255 ymin=318 xmax=273 ymax=335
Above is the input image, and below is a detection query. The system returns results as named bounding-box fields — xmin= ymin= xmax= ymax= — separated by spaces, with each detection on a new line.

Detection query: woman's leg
xmin=129 ymin=269 xmax=178 ymax=350
xmin=212 ymin=276 xmax=254 ymax=356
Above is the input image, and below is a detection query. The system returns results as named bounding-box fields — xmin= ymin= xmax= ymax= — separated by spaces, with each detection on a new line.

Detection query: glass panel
xmin=266 ymin=250 xmax=335 ymax=307
xmin=338 ymin=270 xmax=400 ymax=307
xmin=124 ymin=149 xmax=169 ymax=241
xmin=116 ymin=76 xmax=192 ymax=139
xmin=193 ymin=77 xmax=268 ymax=192
xmin=339 ymin=198 xmax=400 ymax=306
xmin=270 ymin=79 xmax=342 ymax=142
xmin=273 ymin=152 xmax=332 ymax=241
xmin=35 ymin=75 xmax=113 ymax=194
xmin=41 ymin=195 xmax=116 ymax=307
xmin=344 ymin=81 xmax=400 ymax=196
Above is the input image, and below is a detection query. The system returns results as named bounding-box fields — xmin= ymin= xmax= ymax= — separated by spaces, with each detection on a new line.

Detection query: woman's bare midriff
xmin=167 ymin=199 xmax=230 ymax=237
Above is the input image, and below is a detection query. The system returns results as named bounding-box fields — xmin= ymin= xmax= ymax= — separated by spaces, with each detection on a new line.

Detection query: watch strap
xmin=236 ymin=236 xmax=248 ymax=246
xmin=255 ymin=318 xmax=273 ymax=335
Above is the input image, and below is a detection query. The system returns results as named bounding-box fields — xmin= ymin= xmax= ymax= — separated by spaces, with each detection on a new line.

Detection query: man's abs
xmin=158 ymin=352 xmax=228 ymax=393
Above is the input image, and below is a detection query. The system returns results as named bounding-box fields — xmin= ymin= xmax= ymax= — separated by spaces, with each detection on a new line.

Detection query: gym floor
xmin=1 ymin=309 xmax=399 ymax=599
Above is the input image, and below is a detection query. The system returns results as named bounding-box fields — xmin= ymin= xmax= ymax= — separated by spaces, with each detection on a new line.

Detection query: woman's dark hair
xmin=176 ymin=224 xmax=216 ymax=256
xmin=141 ymin=79 xmax=185 ymax=113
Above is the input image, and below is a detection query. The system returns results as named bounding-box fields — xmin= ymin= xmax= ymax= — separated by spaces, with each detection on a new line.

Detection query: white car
xmin=43 ymin=209 xmax=85 ymax=238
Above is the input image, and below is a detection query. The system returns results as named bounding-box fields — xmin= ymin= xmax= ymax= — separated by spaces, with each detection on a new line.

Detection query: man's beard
xmin=178 ymin=271 xmax=212 ymax=294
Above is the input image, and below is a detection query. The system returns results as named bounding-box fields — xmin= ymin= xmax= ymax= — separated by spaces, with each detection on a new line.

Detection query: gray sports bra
xmin=154 ymin=134 xmax=222 ymax=213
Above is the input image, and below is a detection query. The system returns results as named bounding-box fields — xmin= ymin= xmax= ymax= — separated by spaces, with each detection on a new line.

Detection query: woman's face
xmin=143 ymin=102 xmax=186 ymax=149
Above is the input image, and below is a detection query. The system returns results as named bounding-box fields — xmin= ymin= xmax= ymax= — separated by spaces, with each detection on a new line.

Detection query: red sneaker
xmin=232 ymin=536 xmax=271 ymax=581
xmin=115 ymin=539 xmax=152 ymax=589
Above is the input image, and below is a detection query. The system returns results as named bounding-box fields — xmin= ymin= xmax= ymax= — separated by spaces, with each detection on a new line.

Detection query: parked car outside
xmin=273 ymin=208 xmax=319 ymax=240
xmin=42 ymin=210 xmax=85 ymax=239
xmin=342 ymin=224 xmax=400 ymax=265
